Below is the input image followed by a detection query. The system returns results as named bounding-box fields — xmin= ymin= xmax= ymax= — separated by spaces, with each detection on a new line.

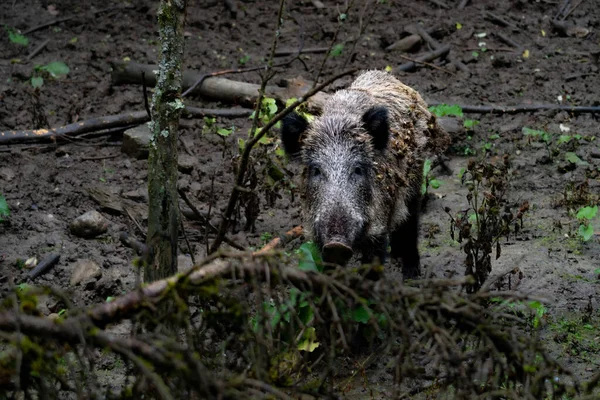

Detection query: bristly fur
xmin=282 ymin=70 xmax=450 ymax=274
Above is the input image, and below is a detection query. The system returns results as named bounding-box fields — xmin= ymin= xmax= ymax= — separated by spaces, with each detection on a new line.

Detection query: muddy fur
xmin=282 ymin=70 xmax=450 ymax=277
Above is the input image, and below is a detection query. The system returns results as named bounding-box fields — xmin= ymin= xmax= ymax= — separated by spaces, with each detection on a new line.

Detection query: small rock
xmin=122 ymin=124 xmax=152 ymax=159
xmin=178 ymin=154 xmax=196 ymax=174
xmin=70 ymin=259 xmax=102 ymax=286
xmin=0 ymin=167 xmax=15 ymax=181
xmin=70 ymin=210 xmax=109 ymax=238
xmin=590 ymin=148 xmax=600 ymax=159
xmin=122 ymin=188 xmax=148 ymax=203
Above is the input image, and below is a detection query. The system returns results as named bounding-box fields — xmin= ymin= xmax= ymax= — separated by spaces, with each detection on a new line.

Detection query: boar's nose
xmin=322 ymin=241 xmax=354 ymax=265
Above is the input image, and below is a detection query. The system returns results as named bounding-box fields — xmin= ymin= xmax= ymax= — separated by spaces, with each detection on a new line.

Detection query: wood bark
xmin=145 ymin=0 xmax=187 ymax=282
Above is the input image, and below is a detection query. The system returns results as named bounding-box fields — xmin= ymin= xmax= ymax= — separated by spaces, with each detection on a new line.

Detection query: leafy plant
xmin=0 ymin=194 xmax=9 ymax=222
xmin=421 ymin=159 xmax=442 ymax=196
xmin=445 ymin=157 xmax=529 ymax=292
xmin=30 ymin=61 xmax=70 ymax=88
xmin=239 ymin=54 xmax=250 ymax=65
xmin=576 ymin=205 xmax=597 ymax=242
xmin=329 ymin=43 xmax=344 ymax=57
xmin=428 ymin=104 xmax=464 ymax=118
xmin=5 ymin=26 xmax=28 ymax=46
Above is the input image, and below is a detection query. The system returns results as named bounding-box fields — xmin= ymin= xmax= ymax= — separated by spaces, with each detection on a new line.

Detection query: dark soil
xmin=1 ymin=0 xmax=599 ymax=397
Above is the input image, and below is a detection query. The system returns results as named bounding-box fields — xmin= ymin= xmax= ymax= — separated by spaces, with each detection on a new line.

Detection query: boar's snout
xmin=315 ymin=211 xmax=363 ymax=265
xmin=322 ymin=241 xmax=353 ymax=265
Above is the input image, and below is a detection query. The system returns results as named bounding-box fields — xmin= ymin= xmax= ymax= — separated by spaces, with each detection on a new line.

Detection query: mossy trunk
xmin=145 ymin=0 xmax=187 ymax=282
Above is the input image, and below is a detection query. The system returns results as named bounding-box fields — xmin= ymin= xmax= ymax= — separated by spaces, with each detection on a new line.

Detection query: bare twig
xmin=274 ymin=47 xmax=329 ymax=57
xmin=415 ymin=24 xmax=470 ymax=74
xmin=562 ymin=0 xmax=585 ymax=20
xmin=484 ymin=12 xmax=520 ymax=31
xmin=457 ymin=0 xmax=470 ymax=9
xmin=396 ymin=54 xmax=455 ymax=75
xmin=493 ymin=31 xmax=521 ymax=49
xmin=26 ymin=39 xmax=50 ymax=61
xmin=395 ymin=45 xmax=450 ymax=72
xmin=254 ymin=225 xmax=303 ymax=255
xmin=428 ymin=103 xmax=600 ymax=114
xmin=177 ymin=188 xmax=245 ymax=251
xmin=141 ymin=72 xmax=152 ymax=119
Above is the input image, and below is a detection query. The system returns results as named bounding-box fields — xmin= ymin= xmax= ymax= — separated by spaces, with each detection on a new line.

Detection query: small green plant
xmin=421 ymin=159 xmax=442 ymax=196
xmin=429 ymin=104 xmax=463 ymax=118
xmin=30 ymin=61 xmax=70 ymax=88
xmin=446 ymin=157 xmax=529 ymax=292
xmin=329 ymin=43 xmax=344 ymax=57
xmin=260 ymin=232 xmax=273 ymax=245
xmin=239 ymin=54 xmax=250 ymax=65
xmin=576 ymin=205 xmax=597 ymax=241
xmin=0 ymin=194 xmax=9 ymax=221
xmin=5 ymin=26 xmax=28 ymax=46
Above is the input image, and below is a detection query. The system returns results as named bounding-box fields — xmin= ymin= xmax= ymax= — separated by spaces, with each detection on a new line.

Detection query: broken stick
xmin=110 ymin=61 xmax=329 ymax=111
xmin=395 ymin=45 xmax=450 ymax=72
xmin=415 ymin=24 xmax=470 ymax=74
xmin=0 ymin=107 xmax=252 ymax=144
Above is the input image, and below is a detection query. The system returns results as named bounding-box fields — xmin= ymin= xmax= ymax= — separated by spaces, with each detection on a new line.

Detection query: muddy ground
xmin=1 ymin=0 xmax=599 ymax=397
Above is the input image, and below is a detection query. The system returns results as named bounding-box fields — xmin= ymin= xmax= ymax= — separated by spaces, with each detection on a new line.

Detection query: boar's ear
xmin=281 ymin=112 xmax=309 ymax=155
xmin=362 ymin=106 xmax=389 ymax=150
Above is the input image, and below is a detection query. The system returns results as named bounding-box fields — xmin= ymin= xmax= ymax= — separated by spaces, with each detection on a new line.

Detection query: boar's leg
xmin=390 ymin=196 xmax=421 ymax=279
xmin=360 ymin=235 xmax=388 ymax=280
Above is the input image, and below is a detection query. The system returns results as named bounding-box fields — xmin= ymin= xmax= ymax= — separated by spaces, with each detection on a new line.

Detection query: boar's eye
xmin=311 ymin=166 xmax=322 ymax=178
xmin=354 ymin=166 xmax=364 ymax=176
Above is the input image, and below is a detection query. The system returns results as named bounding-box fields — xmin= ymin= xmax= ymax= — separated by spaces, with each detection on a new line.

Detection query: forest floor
xmin=1 ymin=0 xmax=599 ymax=397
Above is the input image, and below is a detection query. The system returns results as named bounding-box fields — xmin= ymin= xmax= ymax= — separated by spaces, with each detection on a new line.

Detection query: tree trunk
xmin=145 ymin=0 xmax=187 ymax=282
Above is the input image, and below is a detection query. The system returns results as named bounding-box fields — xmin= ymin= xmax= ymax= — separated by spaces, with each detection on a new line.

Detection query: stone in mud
xmin=70 ymin=259 xmax=102 ymax=286
xmin=122 ymin=124 xmax=152 ymax=159
xmin=70 ymin=210 xmax=109 ymax=238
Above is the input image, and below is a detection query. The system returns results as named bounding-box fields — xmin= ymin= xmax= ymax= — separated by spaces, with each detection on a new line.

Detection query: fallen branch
xmin=415 ymin=24 xmax=470 ymax=74
xmin=111 ymin=61 xmax=329 ymax=111
xmin=428 ymin=103 xmax=600 ymax=114
xmin=27 ymin=253 xmax=60 ymax=281
xmin=274 ymin=47 xmax=329 ymax=57
xmin=0 ymin=107 xmax=252 ymax=144
xmin=254 ymin=226 xmax=304 ymax=255
xmin=397 ymin=54 xmax=455 ymax=75
xmin=395 ymin=45 xmax=450 ymax=72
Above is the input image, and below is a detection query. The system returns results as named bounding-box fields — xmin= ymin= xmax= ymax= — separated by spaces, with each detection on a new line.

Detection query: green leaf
xmin=428 ymin=104 xmax=464 ymax=118
xmin=463 ymin=119 xmax=479 ymax=129
xmin=352 ymin=304 xmax=370 ymax=324
xmin=522 ymin=127 xmax=546 ymax=137
xmin=297 ymin=241 xmax=322 ymax=272
xmin=0 ymin=194 xmax=9 ymax=221
xmin=8 ymin=30 xmax=28 ymax=46
xmin=297 ymin=327 xmax=320 ymax=352
xmin=329 ymin=44 xmax=344 ymax=57
xmin=31 ymin=76 xmax=44 ymax=88
xmin=576 ymin=206 xmax=598 ymax=220
xmin=263 ymin=97 xmax=277 ymax=116
xmin=430 ymin=179 xmax=441 ymax=189
xmin=565 ymin=152 xmax=587 ymax=165
xmin=238 ymin=138 xmax=245 ymax=153
xmin=217 ymin=127 xmax=233 ymax=137
xmin=557 ymin=135 xmax=572 ymax=145
xmin=41 ymin=61 xmax=70 ymax=78
xmin=578 ymin=224 xmax=594 ymax=241
xmin=471 ymin=51 xmax=479 ymax=58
